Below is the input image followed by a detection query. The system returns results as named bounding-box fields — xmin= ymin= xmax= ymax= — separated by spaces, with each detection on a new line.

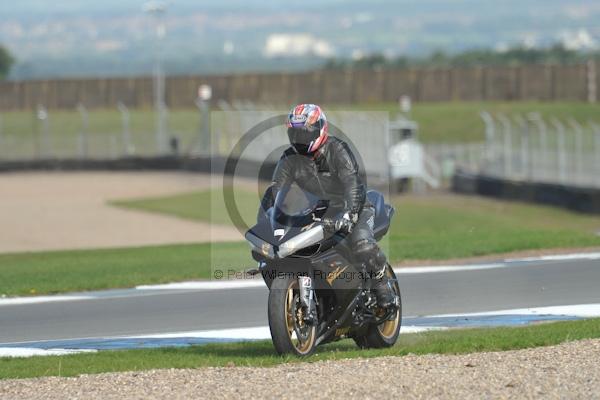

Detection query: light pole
xmin=195 ymin=85 xmax=213 ymax=155
xmin=143 ymin=1 xmax=168 ymax=154
xmin=37 ymin=105 xmax=51 ymax=159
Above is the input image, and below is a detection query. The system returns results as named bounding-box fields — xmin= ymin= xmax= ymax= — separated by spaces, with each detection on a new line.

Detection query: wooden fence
xmin=0 ymin=62 xmax=598 ymax=111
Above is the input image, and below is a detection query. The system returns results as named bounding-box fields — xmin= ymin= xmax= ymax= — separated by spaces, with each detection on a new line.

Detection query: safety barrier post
xmin=514 ymin=114 xmax=530 ymax=180
xmin=36 ymin=105 xmax=50 ymax=159
xmin=591 ymin=122 xmax=600 ymax=187
xmin=76 ymin=103 xmax=89 ymax=159
xmin=588 ymin=59 xmax=597 ymax=104
xmin=528 ymin=112 xmax=548 ymax=182
xmin=568 ymin=119 xmax=584 ymax=186
xmin=0 ymin=113 xmax=3 ymax=159
xmin=117 ymin=102 xmax=133 ymax=156
xmin=480 ymin=111 xmax=495 ymax=163
xmin=551 ymin=118 xmax=567 ymax=184
xmin=497 ymin=114 xmax=512 ymax=179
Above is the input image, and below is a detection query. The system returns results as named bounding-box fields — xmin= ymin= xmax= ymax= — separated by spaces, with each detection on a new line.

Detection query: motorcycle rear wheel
xmin=268 ymin=274 xmax=317 ymax=356
xmin=354 ymin=265 xmax=402 ymax=349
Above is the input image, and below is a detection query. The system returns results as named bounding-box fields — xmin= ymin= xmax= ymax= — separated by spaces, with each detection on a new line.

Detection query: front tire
xmin=354 ymin=264 xmax=402 ymax=349
xmin=268 ymin=274 xmax=317 ymax=356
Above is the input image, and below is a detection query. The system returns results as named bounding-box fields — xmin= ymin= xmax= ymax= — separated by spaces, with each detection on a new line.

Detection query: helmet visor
xmin=287 ymin=127 xmax=319 ymax=154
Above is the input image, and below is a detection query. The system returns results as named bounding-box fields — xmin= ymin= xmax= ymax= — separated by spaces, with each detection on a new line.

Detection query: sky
xmin=1 ymin=0 xmax=598 ymax=79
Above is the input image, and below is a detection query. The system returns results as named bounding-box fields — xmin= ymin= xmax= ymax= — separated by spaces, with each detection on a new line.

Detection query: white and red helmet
xmin=286 ymin=104 xmax=329 ymax=155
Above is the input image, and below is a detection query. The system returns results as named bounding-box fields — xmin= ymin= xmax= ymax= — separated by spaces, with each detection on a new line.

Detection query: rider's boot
xmin=355 ymin=239 xmax=397 ymax=309
xmin=373 ymin=266 xmax=396 ymax=309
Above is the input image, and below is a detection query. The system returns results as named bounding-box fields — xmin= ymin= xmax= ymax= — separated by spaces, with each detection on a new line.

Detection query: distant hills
xmin=0 ymin=0 xmax=598 ymax=80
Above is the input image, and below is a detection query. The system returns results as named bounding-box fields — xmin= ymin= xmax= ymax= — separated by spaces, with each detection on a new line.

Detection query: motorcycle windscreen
xmin=272 ymin=184 xmax=321 ymax=230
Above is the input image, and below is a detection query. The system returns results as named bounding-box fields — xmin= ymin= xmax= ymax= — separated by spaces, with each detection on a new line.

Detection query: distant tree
xmin=323 ymin=58 xmax=348 ymax=70
xmin=0 ymin=45 xmax=15 ymax=79
xmin=545 ymin=43 xmax=578 ymax=64
xmin=426 ymin=49 xmax=450 ymax=67
xmin=452 ymin=44 xmax=581 ymax=66
xmin=321 ymin=43 xmax=596 ymax=71
xmin=452 ymin=48 xmax=498 ymax=66
xmin=353 ymin=53 xmax=388 ymax=69
xmin=392 ymin=56 xmax=410 ymax=68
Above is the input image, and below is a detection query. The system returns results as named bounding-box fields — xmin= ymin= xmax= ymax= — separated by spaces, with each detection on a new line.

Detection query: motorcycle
xmin=245 ymin=183 xmax=401 ymax=356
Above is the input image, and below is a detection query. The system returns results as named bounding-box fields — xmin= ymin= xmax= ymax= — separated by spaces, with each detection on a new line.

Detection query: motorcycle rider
xmin=259 ymin=103 xmax=396 ymax=309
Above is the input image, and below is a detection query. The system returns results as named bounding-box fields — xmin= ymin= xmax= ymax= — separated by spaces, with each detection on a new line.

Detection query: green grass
xmin=2 ymin=102 xmax=600 ymax=153
xmin=114 ymin=189 xmax=600 ymax=263
xmin=331 ymin=101 xmax=600 ymax=143
xmin=388 ymin=194 xmax=600 ymax=260
xmin=3 ymin=190 xmax=599 ymax=297
xmin=0 ymin=109 xmax=200 ymax=159
xmin=111 ymin=187 xmax=262 ymax=227
xmin=0 ymin=242 xmax=249 ymax=297
xmin=2 ymin=318 xmax=599 ymax=380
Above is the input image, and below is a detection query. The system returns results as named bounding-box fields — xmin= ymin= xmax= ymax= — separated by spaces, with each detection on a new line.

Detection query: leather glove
xmin=323 ymin=212 xmax=357 ymax=234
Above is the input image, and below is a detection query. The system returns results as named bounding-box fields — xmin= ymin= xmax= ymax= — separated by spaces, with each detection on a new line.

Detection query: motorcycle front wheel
xmin=268 ymin=274 xmax=317 ymax=356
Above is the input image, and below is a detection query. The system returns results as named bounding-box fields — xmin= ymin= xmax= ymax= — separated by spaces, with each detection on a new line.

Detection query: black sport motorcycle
xmin=245 ymin=184 xmax=401 ymax=356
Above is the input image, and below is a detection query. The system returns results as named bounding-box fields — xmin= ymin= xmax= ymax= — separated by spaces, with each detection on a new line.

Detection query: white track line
xmin=5 ymin=303 xmax=597 ymax=358
xmin=0 ymin=348 xmax=97 ymax=358
xmin=136 ymin=280 xmax=265 ymax=291
xmin=394 ymin=263 xmax=505 ymax=274
xmin=2 ymin=251 xmax=597 ymax=304
xmin=0 ymin=295 xmax=93 ymax=307
xmin=114 ymin=303 xmax=599 ymax=341
xmin=0 ymin=326 xmax=441 ymax=358
xmin=428 ymin=303 xmax=600 ymax=319
xmin=136 ymin=251 xmax=600 ymax=290
xmin=505 ymin=252 xmax=600 ymax=263
xmin=136 ymin=263 xmax=509 ymax=291
xmin=127 ymin=326 xmax=272 ymax=340
xmin=125 ymin=325 xmax=442 ymax=340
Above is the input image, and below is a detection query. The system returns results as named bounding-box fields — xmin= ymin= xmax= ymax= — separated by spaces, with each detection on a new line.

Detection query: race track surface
xmin=1 ymin=256 xmax=599 ymax=347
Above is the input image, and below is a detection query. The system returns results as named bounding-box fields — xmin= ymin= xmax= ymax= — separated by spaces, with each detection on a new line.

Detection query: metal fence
xmin=0 ymin=104 xmax=393 ymax=186
xmin=205 ymin=110 xmax=391 ymax=184
xmin=430 ymin=112 xmax=600 ymax=188
xmin=425 ymin=142 xmax=486 ymax=184
xmin=0 ymin=102 xmax=209 ymax=161
xmin=15 ymin=101 xmax=596 ymax=191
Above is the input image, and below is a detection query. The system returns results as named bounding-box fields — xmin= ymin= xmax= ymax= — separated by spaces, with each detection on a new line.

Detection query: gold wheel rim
xmin=377 ymin=307 xmax=400 ymax=338
xmin=377 ymin=267 xmax=400 ymax=339
xmin=284 ymin=280 xmax=316 ymax=354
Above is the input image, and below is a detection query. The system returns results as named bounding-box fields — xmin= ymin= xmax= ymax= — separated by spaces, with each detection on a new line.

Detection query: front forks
xmin=298 ymin=276 xmax=317 ymax=324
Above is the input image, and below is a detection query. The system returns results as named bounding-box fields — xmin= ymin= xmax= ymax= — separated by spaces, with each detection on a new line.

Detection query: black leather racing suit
xmin=260 ymin=136 xmax=385 ymax=267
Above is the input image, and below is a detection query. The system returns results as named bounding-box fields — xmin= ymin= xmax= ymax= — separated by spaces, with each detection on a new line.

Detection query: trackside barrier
xmin=452 ymin=170 xmax=600 ymax=214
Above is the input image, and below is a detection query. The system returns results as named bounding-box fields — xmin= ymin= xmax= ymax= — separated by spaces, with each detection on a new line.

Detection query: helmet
xmin=286 ymin=104 xmax=328 ymax=155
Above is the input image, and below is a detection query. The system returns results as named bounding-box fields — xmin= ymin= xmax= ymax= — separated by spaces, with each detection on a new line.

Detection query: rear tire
xmin=354 ymin=265 xmax=402 ymax=349
xmin=268 ymin=274 xmax=317 ymax=356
